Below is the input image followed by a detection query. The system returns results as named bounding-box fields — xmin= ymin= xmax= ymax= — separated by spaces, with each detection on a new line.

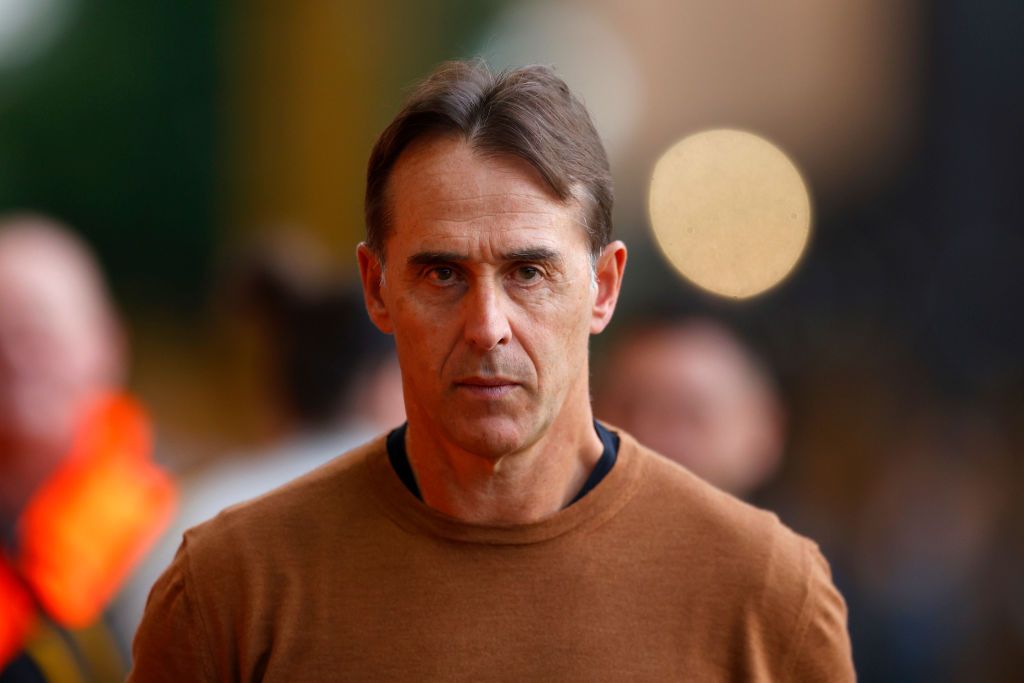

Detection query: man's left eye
xmin=514 ymin=266 xmax=541 ymax=282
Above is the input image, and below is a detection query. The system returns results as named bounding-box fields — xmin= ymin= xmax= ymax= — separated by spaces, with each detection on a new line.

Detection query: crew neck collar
xmin=386 ymin=421 xmax=620 ymax=505
xmin=363 ymin=424 xmax=645 ymax=545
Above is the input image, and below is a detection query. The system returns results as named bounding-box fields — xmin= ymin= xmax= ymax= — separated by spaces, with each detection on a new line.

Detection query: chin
xmin=445 ymin=414 xmax=537 ymax=459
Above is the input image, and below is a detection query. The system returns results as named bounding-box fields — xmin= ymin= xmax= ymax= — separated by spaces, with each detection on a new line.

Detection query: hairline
xmin=370 ymin=134 xmax=602 ymax=268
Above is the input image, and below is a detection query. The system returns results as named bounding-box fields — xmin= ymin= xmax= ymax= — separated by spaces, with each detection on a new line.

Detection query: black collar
xmin=386 ymin=421 xmax=620 ymax=507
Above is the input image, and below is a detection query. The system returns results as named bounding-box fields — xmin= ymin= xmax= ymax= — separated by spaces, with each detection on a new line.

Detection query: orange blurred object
xmin=14 ymin=393 xmax=176 ymax=628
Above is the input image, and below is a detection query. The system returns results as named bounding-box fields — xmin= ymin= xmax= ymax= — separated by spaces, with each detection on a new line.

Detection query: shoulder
xmin=130 ymin=436 xmax=390 ymax=681
xmin=624 ymin=430 xmax=796 ymax=560
xmin=129 ymin=537 xmax=217 ymax=681
xmin=624 ymin=429 xmax=824 ymax=591
xmin=617 ymin=430 xmax=854 ymax=679
xmin=181 ymin=434 xmax=387 ymax=566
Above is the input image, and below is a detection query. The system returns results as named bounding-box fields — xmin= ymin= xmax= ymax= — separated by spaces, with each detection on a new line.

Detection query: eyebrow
xmin=407 ymin=247 xmax=563 ymax=267
xmin=501 ymin=248 xmax=561 ymax=264
xmin=407 ymin=251 xmax=467 ymax=266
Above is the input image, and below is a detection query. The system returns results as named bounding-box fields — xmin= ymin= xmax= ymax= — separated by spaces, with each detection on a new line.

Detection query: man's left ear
xmin=590 ymin=240 xmax=627 ymax=334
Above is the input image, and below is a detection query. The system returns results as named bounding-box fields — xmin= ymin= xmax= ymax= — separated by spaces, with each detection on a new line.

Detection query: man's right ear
xmin=357 ymin=242 xmax=393 ymax=334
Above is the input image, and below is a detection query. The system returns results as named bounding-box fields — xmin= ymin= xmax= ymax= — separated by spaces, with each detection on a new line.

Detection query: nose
xmin=462 ymin=281 xmax=511 ymax=350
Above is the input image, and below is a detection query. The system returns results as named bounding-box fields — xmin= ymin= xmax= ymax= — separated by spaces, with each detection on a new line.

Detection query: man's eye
xmin=428 ymin=267 xmax=456 ymax=283
xmin=514 ymin=266 xmax=541 ymax=282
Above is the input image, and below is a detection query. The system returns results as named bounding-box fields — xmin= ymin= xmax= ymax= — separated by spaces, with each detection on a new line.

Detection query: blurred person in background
xmin=112 ymin=235 xmax=404 ymax=644
xmin=228 ymin=234 xmax=405 ymax=440
xmin=595 ymin=316 xmax=785 ymax=498
xmin=0 ymin=214 xmax=175 ymax=682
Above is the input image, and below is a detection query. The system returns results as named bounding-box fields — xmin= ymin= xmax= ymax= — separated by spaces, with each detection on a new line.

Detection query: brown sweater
xmin=129 ymin=429 xmax=854 ymax=681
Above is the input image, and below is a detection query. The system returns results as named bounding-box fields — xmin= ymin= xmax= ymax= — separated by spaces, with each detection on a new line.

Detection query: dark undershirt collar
xmin=386 ymin=421 xmax=620 ymax=507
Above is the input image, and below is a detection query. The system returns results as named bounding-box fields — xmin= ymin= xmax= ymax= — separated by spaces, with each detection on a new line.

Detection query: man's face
xmin=359 ymin=136 xmax=622 ymax=458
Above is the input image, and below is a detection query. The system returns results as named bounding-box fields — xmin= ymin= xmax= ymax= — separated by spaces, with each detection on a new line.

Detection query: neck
xmin=404 ymin=400 xmax=603 ymax=525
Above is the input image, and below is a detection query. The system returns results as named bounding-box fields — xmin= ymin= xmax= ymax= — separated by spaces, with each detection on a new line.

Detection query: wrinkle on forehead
xmin=416 ymin=192 xmax=565 ymax=220
xmin=391 ymin=137 xmax=572 ymax=215
xmin=402 ymin=224 xmax=567 ymax=262
xmin=379 ymin=137 xmax=598 ymax=284
xmin=400 ymin=181 xmax=570 ymax=225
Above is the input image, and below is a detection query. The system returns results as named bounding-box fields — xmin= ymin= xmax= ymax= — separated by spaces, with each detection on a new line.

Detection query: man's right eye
xmin=427 ymin=267 xmax=456 ymax=283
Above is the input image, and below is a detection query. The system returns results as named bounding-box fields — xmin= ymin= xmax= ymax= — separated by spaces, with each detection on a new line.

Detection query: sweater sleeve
xmin=127 ymin=541 xmax=216 ymax=682
xmin=784 ymin=541 xmax=856 ymax=682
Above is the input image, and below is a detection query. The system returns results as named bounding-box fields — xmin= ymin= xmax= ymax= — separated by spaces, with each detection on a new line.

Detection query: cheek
xmin=521 ymin=275 xmax=593 ymax=325
xmin=514 ymin=295 xmax=591 ymax=377
xmin=550 ymin=287 xmax=594 ymax=348
xmin=391 ymin=296 xmax=455 ymax=376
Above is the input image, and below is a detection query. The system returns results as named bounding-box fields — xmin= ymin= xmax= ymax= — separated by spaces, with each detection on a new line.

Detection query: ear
xmin=590 ymin=240 xmax=627 ymax=334
xmin=357 ymin=242 xmax=393 ymax=334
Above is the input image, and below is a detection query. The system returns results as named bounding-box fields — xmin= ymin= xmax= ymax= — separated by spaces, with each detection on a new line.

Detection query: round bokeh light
xmin=648 ymin=129 xmax=812 ymax=299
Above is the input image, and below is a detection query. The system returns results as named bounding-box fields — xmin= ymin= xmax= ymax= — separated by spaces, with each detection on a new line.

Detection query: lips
xmin=453 ymin=376 xmax=520 ymax=398
xmin=455 ymin=376 xmax=519 ymax=387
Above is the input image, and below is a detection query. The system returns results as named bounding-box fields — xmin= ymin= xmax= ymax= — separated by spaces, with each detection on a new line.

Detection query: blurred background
xmin=0 ymin=0 xmax=1021 ymax=680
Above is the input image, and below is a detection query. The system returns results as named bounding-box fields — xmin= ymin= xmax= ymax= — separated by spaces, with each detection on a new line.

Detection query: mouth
xmin=453 ymin=377 xmax=521 ymax=398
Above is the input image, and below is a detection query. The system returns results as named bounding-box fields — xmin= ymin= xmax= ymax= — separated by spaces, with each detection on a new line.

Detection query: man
xmin=131 ymin=61 xmax=854 ymax=680
xmin=0 ymin=215 xmax=175 ymax=681
xmin=596 ymin=317 xmax=785 ymax=498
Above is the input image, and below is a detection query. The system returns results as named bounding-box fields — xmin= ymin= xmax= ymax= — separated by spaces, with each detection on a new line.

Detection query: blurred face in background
xmin=360 ymin=135 xmax=622 ymax=459
xmin=0 ymin=225 xmax=122 ymax=464
xmin=596 ymin=321 xmax=783 ymax=497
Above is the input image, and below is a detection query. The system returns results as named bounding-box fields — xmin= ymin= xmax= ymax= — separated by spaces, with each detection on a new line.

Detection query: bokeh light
xmin=648 ymin=129 xmax=811 ymax=299
xmin=0 ymin=0 xmax=75 ymax=70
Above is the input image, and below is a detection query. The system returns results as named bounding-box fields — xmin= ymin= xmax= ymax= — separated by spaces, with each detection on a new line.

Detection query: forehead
xmin=384 ymin=136 xmax=587 ymax=256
